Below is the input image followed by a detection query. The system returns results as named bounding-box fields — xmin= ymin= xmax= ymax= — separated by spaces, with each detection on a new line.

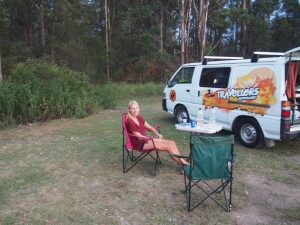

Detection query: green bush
xmin=93 ymin=84 xmax=117 ymax=109
xmin=0 ymin=60 xmax=100 ymax=125
xmin=92 ymin=82 xmax=164 ymax=110
xmin=98 ymin=82 xmax=164 ymax=98
xmin=0 ymin=60 xmax=164 ymax=128
xmin=0 ymin=81 xmax=16 ymax=127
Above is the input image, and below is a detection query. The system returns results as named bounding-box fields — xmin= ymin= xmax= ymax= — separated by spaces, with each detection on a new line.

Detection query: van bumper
xmin=281 ymin=119 xmax=300 ymax=139
xmin=162 ymin=99 xmax=167 ymax=111
xmin=282 ymin=131 xmax=300 ymax=139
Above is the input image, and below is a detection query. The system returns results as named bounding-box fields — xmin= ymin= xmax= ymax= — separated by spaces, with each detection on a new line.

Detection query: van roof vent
xmin=202 ymin=56 xmax=244 ymax=65
xmin=251 ymin=51 xmax=284 ymax=63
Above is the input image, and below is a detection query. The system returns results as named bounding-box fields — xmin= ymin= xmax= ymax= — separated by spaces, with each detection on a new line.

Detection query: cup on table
xmin=182 ymin=118 xmax=187 ymax=125
xmin=191 ymin=119 xmax=196 ymax=128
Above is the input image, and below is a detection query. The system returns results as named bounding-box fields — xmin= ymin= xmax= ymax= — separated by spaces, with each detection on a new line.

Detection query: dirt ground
xmin=233 ymin=172 xmax=300 ymax=225
xmin=0 ymin=103 xmax=300 ymax=225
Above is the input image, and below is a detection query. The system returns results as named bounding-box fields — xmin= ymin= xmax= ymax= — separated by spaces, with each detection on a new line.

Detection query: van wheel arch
xmin=174 ymin=105 xmax=190 ymax=123
xmin=234 ymin=117 xmax=264 ymax=148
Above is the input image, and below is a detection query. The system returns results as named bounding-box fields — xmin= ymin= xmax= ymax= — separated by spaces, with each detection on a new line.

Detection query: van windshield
xmin=171 ymin=67 xmax=195 ymax=85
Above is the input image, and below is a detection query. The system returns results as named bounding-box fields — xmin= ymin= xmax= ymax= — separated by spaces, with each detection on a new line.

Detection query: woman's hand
xmin=157 ymin=134 xmax=163 ymax=139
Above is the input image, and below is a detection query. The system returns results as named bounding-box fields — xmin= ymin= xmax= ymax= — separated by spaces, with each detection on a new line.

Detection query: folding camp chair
xmin=122 ymin=113 xmax=162 ymax=176
xmin=176 ymin=134 xmax=235 ymax=212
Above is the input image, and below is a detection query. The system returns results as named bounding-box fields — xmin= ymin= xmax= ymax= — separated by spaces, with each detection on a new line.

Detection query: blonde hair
xmin=127 ymin=100 xmax=140 ymax=120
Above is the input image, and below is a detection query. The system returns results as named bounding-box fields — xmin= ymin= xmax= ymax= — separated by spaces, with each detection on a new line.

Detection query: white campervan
xmin=162 ymin=47 xmax=300 ymax=148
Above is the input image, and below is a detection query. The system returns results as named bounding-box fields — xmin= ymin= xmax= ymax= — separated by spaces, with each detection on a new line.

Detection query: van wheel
xmin=237 ymin=118 xmax=262 ymax=148
xmin=174 ymin=106 xmax=189 ymax=124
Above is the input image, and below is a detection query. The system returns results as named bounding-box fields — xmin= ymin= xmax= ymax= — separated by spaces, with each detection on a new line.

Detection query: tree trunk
xmin=241 ymin=0 xmax=248 ymax=57
xmin=0 ymin=51 xmax=2 ymax=82
xmin=196 ymin=0 xmax=203 ymax=60
xmin=40 ymin=1 xmax=46 ymax=57
xmin=197 ymin=0 xmax=209 ymax=61
xmin=180 ymin=0 xmax=185 ymax=64
xmin=30 ymin=0 xmax=45 ymax=56
xmin=105 ymin=0 xmax=111 ymax=81
xmin=185 ymin=0 xmax=192 ymax=63
xmin=160 ymin=8 xmax=163 ymax=52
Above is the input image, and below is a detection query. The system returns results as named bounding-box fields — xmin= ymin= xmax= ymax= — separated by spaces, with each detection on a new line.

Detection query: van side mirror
xmin=167 ymin=80 xmax=177 ymax=87
xmin=167 ymin=80 xmax=171 ymax=87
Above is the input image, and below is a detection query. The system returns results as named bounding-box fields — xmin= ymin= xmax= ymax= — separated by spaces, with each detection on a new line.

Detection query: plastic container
xmin=182 ymin=117 xmax=187 ymax=125
xmin=196 ymin=108 xmax=203 ymax=128
xmin=210 ymin=107 xmax=216 ymax=124
xmin=191 ymin=119 xmax=196 ymax=128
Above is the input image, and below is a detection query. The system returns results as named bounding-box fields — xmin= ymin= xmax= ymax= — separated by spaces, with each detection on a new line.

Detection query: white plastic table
xmin=175 ymin=123 xmax=223 ymax=152
xmin=175 ymin=123 xmax=222 ymax=134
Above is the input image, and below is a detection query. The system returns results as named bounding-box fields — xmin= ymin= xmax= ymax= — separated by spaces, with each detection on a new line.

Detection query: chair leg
xmin=123 ymin=150 xmax=161 ymax=176
xmin=123 ymin=150 xmax=131 ymax=173
xmin=123 ymin=147 xmax=126 ymax=173
xmin=182 ymin=170 xmax=192 ymax=212
xmin=187 ymin=179 xmax=192 ymax=212
xmin=123 ymin=148 xmax=136 ymax=174
xmin=148 ymin=151 xmax=162 ymax=165
xmin=222 ymin=186 xmax=229 ymax=212
xmin=229 ymin=178 xmax=232 ymax=212
xmin=189 ymin=179 xmax=231 ymax=212
xmin=154 ymin=153 xmax=158 ymax=175
xmin=221 ymin=179 xmax=230 ymax=212
xmin=156 ymin=151 xmax=162 ymax=165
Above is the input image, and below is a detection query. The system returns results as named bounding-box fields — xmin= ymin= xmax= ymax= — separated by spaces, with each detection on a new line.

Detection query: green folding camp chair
xmin=177 ymin=134 xmax=235 ymax=212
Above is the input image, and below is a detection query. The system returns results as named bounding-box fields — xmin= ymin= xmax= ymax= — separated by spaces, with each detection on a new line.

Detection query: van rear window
xmin=199 ymin=67 xmax=231 ymax=88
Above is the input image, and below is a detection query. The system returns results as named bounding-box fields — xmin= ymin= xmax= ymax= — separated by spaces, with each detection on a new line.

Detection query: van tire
xmin=236 ymin=118 xmax=262 ymax=148
xmin=174 ymin=106 xmax=189 ymax=124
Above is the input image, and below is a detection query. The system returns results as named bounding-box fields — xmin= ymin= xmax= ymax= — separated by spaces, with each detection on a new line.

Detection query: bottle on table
xmin=210 ymin=107 xmax=216 ymax=124
xmin=196 ymin=108 xmax=203 ymax=128
xmin=182 ymin=116 xmax=187 ymax=125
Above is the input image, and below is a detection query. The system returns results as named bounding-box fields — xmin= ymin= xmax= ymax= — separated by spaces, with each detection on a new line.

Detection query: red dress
xmin=126 ymin=115 xmax=147 ymax=149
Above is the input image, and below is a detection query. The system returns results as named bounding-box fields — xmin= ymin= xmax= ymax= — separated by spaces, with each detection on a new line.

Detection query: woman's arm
xmin=144 ymin=121 xmax=163 ymax=139
xmin=132 ymin=131 xmax=150 ymax=140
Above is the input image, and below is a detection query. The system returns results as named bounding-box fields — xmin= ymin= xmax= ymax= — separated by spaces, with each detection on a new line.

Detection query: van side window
xmin=199 ymin=67 xmax=231 ymax=88
xmin=171 ymin=67 xmax=195 ymax=84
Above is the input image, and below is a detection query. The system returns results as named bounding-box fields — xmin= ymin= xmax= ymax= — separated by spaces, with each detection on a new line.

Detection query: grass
xmin=0 ymin=96 xmax=300 ymax=225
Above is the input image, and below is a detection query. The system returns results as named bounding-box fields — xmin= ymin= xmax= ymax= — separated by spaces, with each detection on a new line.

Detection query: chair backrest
xmin=190 ymin=135 xmax=234 ymax=180
xmin=122 ymin=112 xmax=133 ymax=149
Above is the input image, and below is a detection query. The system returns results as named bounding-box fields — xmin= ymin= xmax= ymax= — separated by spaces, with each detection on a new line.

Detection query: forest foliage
xmin=0 ymin=60 xmax=164 ymax=127
xmin=0 ymin=0 xmax=299 ymax=126
xmin=0 ymin=61 xmax=99 ymax=126
xmin=0 ymin=0 xmax=299 ymax=83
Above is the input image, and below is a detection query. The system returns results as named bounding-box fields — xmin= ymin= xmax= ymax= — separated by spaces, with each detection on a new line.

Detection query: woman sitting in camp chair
xmin=126 ymin=100 xmax=189 ymax=170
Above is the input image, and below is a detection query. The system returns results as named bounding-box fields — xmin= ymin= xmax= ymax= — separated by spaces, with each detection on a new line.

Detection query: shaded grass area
xmin=0 ymin=96 xmax=299 ymax=225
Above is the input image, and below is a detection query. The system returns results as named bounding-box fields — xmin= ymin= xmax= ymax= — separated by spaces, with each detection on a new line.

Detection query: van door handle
xmin=186 ymin=89 xmax=190 ymax=92
xmin=198 ymin=91 xmax=200 ymax=97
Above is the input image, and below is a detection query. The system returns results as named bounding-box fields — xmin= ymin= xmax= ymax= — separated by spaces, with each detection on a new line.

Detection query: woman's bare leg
xmin=143 ymin=139 xmax=189 ymax=166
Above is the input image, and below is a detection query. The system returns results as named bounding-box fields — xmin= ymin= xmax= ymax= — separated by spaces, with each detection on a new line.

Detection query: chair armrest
xmin=125 ymin=131 xmax=153 ymax=142
xmin=146 ymin=136 xmax=154 ymax=141
xmin=154 ymin=124 xmax=161 ymax=130
xmin=169 ymin=153 xmax=190 ymax=159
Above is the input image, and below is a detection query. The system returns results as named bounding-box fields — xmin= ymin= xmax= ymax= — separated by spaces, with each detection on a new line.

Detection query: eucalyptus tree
xmin=240 ymin=0 xmax=249 ymax=57
xmin=205 ymin=0 xmax=230 ymax=56
xmin=246 ymin=0 xmax=280 ymax=53
xmin=178 ymin=0 xmax=210 ymax=63
xmin=196 ymin=0 xmax=209 ymax=61
xmin=0 ymin=51 xmax=2 ymax=82
xmin=271 ymin=0 xmax=300 ymax=51
xmin=0 ymin=0 xmax=7 ymax=80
